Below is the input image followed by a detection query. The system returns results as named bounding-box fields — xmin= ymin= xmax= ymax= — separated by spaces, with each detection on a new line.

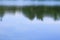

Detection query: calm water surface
xmin=0 ymin=1 xmax=60 ymax=40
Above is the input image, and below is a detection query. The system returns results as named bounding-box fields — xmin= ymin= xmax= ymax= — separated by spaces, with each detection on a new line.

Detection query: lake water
xmin=0 ymin=1 xmax=60 ymax=40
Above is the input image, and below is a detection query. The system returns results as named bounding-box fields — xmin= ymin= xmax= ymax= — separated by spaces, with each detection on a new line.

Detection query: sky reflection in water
xmin=0 ymin=1 xmax=60 ymax=40
xmin=0 ymin=12 xmax=60 ymax=40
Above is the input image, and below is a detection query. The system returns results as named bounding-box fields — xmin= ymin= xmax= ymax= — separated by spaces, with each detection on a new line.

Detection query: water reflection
xmin=0 ymin=5 xmax=60 ymax=40
xmin=0 ymin=6 xmax=60 ymax=21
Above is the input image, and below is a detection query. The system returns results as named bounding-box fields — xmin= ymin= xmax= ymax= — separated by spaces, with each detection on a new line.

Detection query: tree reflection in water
xmin=0 ymin=6 xmax=60 ymax=21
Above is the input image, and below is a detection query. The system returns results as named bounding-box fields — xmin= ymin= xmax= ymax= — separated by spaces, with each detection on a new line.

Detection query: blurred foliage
xmin=0 ymin=6 xmax=60 ymax=21
xmin=22 ymin=6 xmax=60 ymax=20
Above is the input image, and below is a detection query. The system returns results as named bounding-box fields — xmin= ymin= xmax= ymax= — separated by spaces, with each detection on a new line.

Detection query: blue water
xmin=0 ymin=1 xmax=60 ymax=40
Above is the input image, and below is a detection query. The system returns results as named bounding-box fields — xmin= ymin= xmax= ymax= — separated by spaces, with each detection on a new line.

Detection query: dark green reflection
xmin=0 ymin=6 xmax=60 ymax=21
xmin=22 ymin=6 xmax=60 ymax=20
xmin=0 ymin=6 xmax=22 ymax=21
